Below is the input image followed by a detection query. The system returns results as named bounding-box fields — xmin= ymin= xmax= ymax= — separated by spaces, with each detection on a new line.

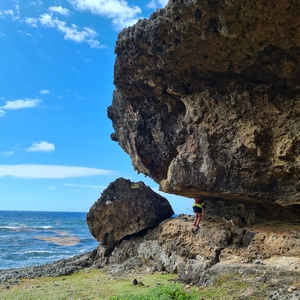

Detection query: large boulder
xmin=108 ymin=0 xmax=300 ymax=206
xmin=86 ymin=178 xmax=174 ymax=246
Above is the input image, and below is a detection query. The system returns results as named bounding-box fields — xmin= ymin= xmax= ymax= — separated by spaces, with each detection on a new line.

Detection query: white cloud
xmin=1 ymin=10 xmax=14 ymax=17
xmin=0 ymin=5 xmax=20 ymax=20
xmin=47 ymin=186 xmax=57 ymax=190
xmin=0 ymin=109 xmax=5 ymax=117
xmin=147 ymin=0 xmax=168 ymax=9
xmin=27 ymin=141 xmax=55 ymax=153
xmin=15 ymin=5 xmax=20 ymax=18
xmin=39 ymin=13 xmax=56 ymax=27
xmin=0 ymin=151 xmax=14 ymax=156
xmin=39 ymin=89 xmax=50 ymax=94
xmin=0 ymin=164 xmax=115 ymax=179
xmin=1 ymin=142 xmax=52 ymax=156
xmin=63 ymin=183 xmax=106 ymax=190
xmin=25 ymin=17 xmax=38 ymax=27
xmin=68 ymin=0 xmax=142 ymax=30
xmin=0 ymin=98 xmax=41 ymax=110
xmin=38 ymin=13 xmax=102 ymax=48
xmin=29 ymin=0 xmax=43 ymax=6
xmin=48 ymin=6 xmax=70 ymax=17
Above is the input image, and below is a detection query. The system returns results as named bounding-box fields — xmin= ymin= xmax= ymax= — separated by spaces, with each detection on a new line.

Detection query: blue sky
xmin=0 ymin=0 xmax=192 ymax=214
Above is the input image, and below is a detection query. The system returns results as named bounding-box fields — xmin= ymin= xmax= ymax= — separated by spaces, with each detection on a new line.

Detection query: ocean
xmin=0 ymin=210 xmax=98 ymax=270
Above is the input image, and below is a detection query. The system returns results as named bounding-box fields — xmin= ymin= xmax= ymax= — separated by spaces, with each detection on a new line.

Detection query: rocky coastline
xmin=1 ymin=214 xmax=300 ymax=299
xmin=0 ymin=250 xmax=97 ymax=285
xmin=3 ymin=1 xmax=300 ymax=299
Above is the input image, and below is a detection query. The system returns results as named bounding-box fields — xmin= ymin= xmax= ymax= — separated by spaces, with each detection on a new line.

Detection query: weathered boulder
xmin=86 ymin=177 xmax=174 ymax=246
xmin=108 ymin=0 xmax=300 ymax=206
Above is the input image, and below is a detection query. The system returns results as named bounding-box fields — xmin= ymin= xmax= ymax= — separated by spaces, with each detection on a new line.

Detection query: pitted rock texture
xmin=95 ymin=215 xmax=300 ymax=299
xmin=86 ymin=177 xmax=174 ymax=246
xmin=108 ymin=0 xmax=300 ymax=206
xmin=204 ymin=197 xmax=300 ymax=225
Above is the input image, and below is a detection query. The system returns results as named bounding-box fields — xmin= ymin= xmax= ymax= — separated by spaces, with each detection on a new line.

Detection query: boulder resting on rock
xmin=86 ymin=177 xmax=174 ymax=246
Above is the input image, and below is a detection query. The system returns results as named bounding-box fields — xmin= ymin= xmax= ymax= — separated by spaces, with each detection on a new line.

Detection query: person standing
xmin=192 ymin=198 xmax=206 ymax=228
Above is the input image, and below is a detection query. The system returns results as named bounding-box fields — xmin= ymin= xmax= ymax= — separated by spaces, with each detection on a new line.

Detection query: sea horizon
xmin=0 ymin=209 xmax=89 ymax=213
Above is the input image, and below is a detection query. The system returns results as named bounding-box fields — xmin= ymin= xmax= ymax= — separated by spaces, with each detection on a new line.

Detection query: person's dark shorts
xmin=193 ymin=206 xmax=202 ymax=213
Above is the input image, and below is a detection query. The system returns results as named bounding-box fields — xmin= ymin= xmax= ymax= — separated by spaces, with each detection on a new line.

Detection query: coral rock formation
xmin=96 ymin=215 xmax=300 ymax=299
xmin=86 ymin=178 xmax=174 ymax=246
xmin=108 ymin=0 xmax=300 ymax=207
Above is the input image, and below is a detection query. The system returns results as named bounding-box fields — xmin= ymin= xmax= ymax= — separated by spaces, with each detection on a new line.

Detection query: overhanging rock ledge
xmin=108 ymin=0 xmax=300 ymax=207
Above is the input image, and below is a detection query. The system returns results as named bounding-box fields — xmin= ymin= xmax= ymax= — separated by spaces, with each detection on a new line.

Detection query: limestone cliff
xmin=108 ymin=0 xmax=300 ymax=208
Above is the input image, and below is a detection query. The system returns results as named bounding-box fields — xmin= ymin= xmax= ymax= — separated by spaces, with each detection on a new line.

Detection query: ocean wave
xmin=0 ymin=226 xmax=32 ymax=232
xmin=23 ymin=250 xmax=55 ymax=254
xmin=33 ymin=226 xmax=54 ymax=229
xmin=0 ymin=226 xmax=21 ymax=230
xmin=0 ymin=225 xmax=54 ymax=231
xmin=0 ymin=210 xmax=95 ymax=269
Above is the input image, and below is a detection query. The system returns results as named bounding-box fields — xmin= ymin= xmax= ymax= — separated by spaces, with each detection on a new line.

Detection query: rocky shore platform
xmin=0 ymin=250 xmax=97 ymax=286
xmin=1 ymin=214 xmax=300 ymax=299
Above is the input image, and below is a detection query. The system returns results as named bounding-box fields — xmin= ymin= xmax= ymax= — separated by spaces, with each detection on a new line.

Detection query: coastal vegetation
xmin=0 ymin=269 xmax=255 ymax=300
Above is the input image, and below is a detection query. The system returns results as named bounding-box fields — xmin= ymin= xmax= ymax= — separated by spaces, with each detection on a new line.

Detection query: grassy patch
xmin=111 ymin=284 xmax=199 ymax=300
xmin=196 ymin=272 xmax=252 ymax=300
xmin=0 ymin=270 xmax=255 ymax=300
xmin=0 ymin=270 xmax=176 ymax=300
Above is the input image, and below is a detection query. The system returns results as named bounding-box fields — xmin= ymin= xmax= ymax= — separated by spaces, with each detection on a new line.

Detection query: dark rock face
xmin=108 ymin=0 xmax=300 ymax=206
xmin=204 ymin=197 xmax=300 ymax=226
xmin=86 ymin=178 xmax=174 ymax=246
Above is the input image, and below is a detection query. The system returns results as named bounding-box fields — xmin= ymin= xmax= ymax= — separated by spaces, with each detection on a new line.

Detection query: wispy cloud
xmin=26 ymin=141 xmax=55 ymax=153
xmin=0 ymin=109 xmax=5 ymax=117
xmin=1 ymin=142 xmax=53 ymax=156
xmin=39 ymin=89 xmax=50 ymax=94
xmin=0 ymin=10 xmax=14 ymax=17
xmin=0 ymin=98 xmax=41 ymax=110
xmin=0 ymin=5 xmax=20 ymax=20
xmin=0 ymin=151 xmax=14 ymax=156
xmin=47 ymin=186 xmax=57 ymax=190
xmin=0 ymin=164 xmax=115 ymax=179
xmin=25 ymin=17 xmax=38 ymax=27
xmin=48 ymin=6 xmax=70 ymax=17
xmin=29 ymin=0 xmax=43 ymax=6
xmin=63 ymin=183 xmax=106 ymax=190
xmin=147 ymin=0 xmax=168 ymax=9
xmin=68 ymin=0 xmax=142 ymax=30
xmin=28 ymin=12 xmax=103 ymax=48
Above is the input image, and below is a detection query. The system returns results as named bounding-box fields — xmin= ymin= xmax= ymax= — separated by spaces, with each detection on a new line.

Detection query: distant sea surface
xmin=0 ymin=211 xmax=98 ymax=270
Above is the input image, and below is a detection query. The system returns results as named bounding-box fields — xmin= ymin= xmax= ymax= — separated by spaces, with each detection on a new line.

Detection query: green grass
xmin=0 ymin=269 xmax=256 ymax=300
xmin=0 ymin=269 xmax=177 ymax=300
xmin=111 ymin=284 xmax=199 ymax=300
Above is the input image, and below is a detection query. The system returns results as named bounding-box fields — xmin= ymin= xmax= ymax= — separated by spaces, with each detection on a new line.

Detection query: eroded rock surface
xmin=86 ymin=177 xmax=174 ymax=246
xmin=108 ymin=0 xmax=300 ymax=206
xmin=95 ymin=214 xmax=300 ymax=299
xmin=1 ymin=215 xmax=300 ymax=299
